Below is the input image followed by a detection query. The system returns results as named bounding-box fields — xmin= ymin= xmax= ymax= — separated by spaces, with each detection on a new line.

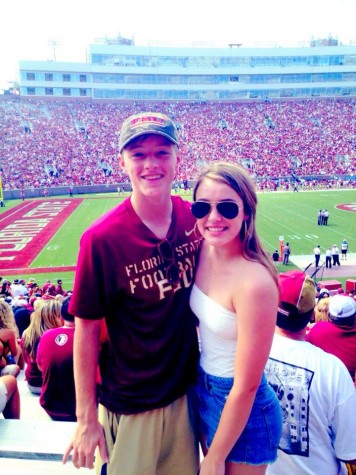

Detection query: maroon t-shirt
xmin=20 ymin=339 xmax=42 ymax=388
xmin=37 ymin=326 xmax=76 ymax=421
xmin=306 ymin=321 xmax=356 ymax=373
xmin=69 ymin=196 xmax=201 ymax=414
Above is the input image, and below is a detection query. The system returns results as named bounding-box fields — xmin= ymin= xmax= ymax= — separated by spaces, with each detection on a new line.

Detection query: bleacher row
xmin=0 ymin=97 xmax=355 ymax=192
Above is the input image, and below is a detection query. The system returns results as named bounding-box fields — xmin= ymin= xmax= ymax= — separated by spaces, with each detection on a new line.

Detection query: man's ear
xmin=118 ymin=153 xmax=125 ymax=169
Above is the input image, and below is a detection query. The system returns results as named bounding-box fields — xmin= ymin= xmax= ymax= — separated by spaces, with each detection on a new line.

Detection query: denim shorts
xmin=196 ymin=367 xmax=282 ymax=465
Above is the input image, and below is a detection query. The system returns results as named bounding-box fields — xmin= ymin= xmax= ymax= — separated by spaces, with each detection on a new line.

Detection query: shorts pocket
xmin=262 ymin=396 xmax=282 ymax=450
xmin=206 ymin=379 xmax=231 ymax=408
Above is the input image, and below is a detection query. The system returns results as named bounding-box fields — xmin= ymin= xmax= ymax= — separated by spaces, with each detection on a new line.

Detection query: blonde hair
xmin=22 ymin=299 xmax=62 ymax=361
xmin=315 ymin=297 xmax=331 ymax=322
xmin=193 ymin=162 xmax=279 ymax=287
xmin=0 ymin=298 xmax=19 ymax=338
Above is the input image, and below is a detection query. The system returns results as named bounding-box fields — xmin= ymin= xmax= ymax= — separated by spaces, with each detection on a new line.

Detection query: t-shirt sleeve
xmin=69 ymin=228 xmax=107 ymax=320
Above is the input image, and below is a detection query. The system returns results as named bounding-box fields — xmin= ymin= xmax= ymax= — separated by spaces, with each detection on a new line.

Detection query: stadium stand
xmin=0 ymin=97 xmax=355 ymax=192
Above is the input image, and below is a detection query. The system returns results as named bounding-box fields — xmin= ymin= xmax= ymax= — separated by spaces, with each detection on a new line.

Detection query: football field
xmin=0 ymin=189 xmax=355 ymax=290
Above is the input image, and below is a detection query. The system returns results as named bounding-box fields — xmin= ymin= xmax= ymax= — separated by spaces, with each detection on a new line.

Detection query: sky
xmin=1 ymin=0 xmax=356 ymax=90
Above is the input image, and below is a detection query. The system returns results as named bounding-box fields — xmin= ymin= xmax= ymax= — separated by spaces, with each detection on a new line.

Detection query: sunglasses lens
xmin=159 ymin=240 xmax=174 ymax=259
xmin=191 ymin=201 xmax=211 ymax=219
xmin=167 ymin=263 xmax=180 ymax=284
xmin=192 ymin=201 xmax=239 ymax=219
xmin=217 ymin=202 xmax=239 ymax=219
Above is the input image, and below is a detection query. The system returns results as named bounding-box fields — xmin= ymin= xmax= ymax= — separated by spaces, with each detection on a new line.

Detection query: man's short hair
xmin=61 ymin=295 xmax=74 ymax=323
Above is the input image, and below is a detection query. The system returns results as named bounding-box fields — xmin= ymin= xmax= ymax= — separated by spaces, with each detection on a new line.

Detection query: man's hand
xmin=63 ymin=420 xmax=109 ymax=469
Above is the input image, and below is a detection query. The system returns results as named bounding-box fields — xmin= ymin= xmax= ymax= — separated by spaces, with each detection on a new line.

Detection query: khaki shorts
xmin=96 ymin=393 xmax=199 ymax=475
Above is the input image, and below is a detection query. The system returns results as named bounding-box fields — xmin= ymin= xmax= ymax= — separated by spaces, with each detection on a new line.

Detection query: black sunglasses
xmin=158 ymin=240 xmax=180 ymax=284
xmin=191 ymin=201 xmax=239 ymax=219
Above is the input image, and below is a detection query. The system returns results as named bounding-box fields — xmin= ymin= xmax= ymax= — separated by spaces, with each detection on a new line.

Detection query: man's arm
xmin=63 ymin=317 xmax=108 ymax=469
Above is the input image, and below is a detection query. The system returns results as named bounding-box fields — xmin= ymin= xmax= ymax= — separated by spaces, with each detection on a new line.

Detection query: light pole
xmin=48 ymin=39 xmax=60 ymax=61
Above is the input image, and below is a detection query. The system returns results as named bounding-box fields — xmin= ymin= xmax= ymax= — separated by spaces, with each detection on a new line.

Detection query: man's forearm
xmin=74 ymin=317 xmax=101 ymax=422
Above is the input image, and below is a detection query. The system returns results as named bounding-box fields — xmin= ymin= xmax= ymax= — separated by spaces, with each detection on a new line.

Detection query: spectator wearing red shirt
xmin=37 ymin=296 xmax=76 ymax=421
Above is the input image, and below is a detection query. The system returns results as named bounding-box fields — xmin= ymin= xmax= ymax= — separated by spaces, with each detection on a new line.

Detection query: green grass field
xmin=1 ymin=189 xmax=355 ymax=290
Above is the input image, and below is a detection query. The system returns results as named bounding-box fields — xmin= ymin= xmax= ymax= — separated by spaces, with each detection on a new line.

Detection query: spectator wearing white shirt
xmin=266 ymin=270 xmax=356 ymax=475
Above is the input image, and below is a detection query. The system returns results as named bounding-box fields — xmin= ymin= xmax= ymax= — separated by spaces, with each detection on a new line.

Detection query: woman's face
xmin=194 ymin=177 xmax=247 ymax=249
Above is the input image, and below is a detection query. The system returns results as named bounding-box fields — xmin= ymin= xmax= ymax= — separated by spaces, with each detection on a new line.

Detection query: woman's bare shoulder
xmin=233 ymin=260 xmax=277 ymax=296
xmin=0 ymin=328 xmax=18 ymax=341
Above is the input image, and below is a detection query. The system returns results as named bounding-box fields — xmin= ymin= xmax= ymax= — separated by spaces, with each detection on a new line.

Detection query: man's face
xmin=119 ymin=135 xmax=179 ymax=199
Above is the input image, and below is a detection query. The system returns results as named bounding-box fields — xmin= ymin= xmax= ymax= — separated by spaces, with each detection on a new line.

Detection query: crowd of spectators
xmin=0 ymin=276 xmax=74 ymax=421
xmin=0 ymin=97 xmax=355 ymax=191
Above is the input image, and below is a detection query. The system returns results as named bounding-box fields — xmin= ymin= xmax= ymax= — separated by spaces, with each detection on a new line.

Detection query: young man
xmin=313 ymin=244 xmax=321 ymax=268
xmin=63 ymin=112 xmax=201 ymax=474
xmin=282 ymin=242 xmax=291 ymax=265
xmin=341 ymin=239 xmax=348 ymax=260
xmin=265 ymin=270 xmax=356 ymax=475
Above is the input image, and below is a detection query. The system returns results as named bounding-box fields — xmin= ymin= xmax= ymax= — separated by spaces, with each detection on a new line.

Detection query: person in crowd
xmin=29 ymin=283 xmax=42 ymax=297
xmin=265 ymin=270 xmax=356 ymax=475
xmin=63 ymin=112 xmax=201 ymax=474
xmin=37 ymin=296 xmax=76 ymax=421
xmin=313 ymin=244 xmax=321 ymax=267
xmin=26 ymin=278 xmax=36 ymax=293
xmin=1 ymin=280 xmax=13 ymax=298
xmin=272 ymin=250 xmax=279 ymax=263
xmin=306 ymin=296 xmax=331 ymax=333
xmin=12 ymin=298 xmax=31 ymax=337
xmin=325 ymin=247 xmax=332 ymax=268
xmin=21 ymin=299 xmax=63 ymax=394
xmin=55 ymin=279 xmax=66 ymax=296
xmin=190 ymin=162 xmax=282 ymax=475
xmin=0 ymin=299 xmax=23 ymax=377
xmin=0 ymin=374 xmax=20 ymax=419
xmin=341 ymin=239 xmax=348 ymax=261
xmin=317 ymin=288 xmax=330 ymax=301
xmin=349 ymin=290 xmax=356 ymax=301
xmin=306 ymin=294 xmax=356 ymax=382
xmin=332 ymin=244 xmax=341 ymax=266
xmin=42 ymin=284 xmax=57 ymax=300
xmin=10 ymin=279 xmax=28 ymax=298
xmin=323 ymin=209 xmax=329 ymax=225
xmin=10 ymin=279 xmax=20 ymax=297
xmin=282 ymin=242 xmax=291 ymax=265
xmin=314 ymin=296 xmax=332 ymax=322
xmin=42 ymin=279 xmax=52 ymax=294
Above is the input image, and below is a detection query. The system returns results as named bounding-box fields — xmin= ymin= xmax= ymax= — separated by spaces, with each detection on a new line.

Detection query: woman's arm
xmin=200 ymin=268 xmax=278 ymax=475
xmin=0 ymin=329 xmax=19 ymax=359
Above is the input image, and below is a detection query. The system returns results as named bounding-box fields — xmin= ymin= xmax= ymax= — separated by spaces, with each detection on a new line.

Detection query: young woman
xmin=0 ymin=299 xmax=23 ymax=377
xmin=190 ymin=162 xmax=282 ymax=475
xmin=21 ymin=299 xmax=62 ymax=393
xmin=0 ymin=280 xmax=13 ymax=298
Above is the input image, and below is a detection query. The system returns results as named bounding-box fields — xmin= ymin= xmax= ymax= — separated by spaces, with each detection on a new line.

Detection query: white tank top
xmin=190 ymin=284 xmax=237 ymax=377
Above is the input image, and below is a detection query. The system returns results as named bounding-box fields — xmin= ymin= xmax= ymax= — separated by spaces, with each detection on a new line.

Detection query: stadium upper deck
xmin=19 ymin=43 xmax=356 ymax=101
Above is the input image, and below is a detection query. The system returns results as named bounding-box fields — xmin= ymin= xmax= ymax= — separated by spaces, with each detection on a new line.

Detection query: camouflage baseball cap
xmin=118 ymin=112 xmax=179 ymax=152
